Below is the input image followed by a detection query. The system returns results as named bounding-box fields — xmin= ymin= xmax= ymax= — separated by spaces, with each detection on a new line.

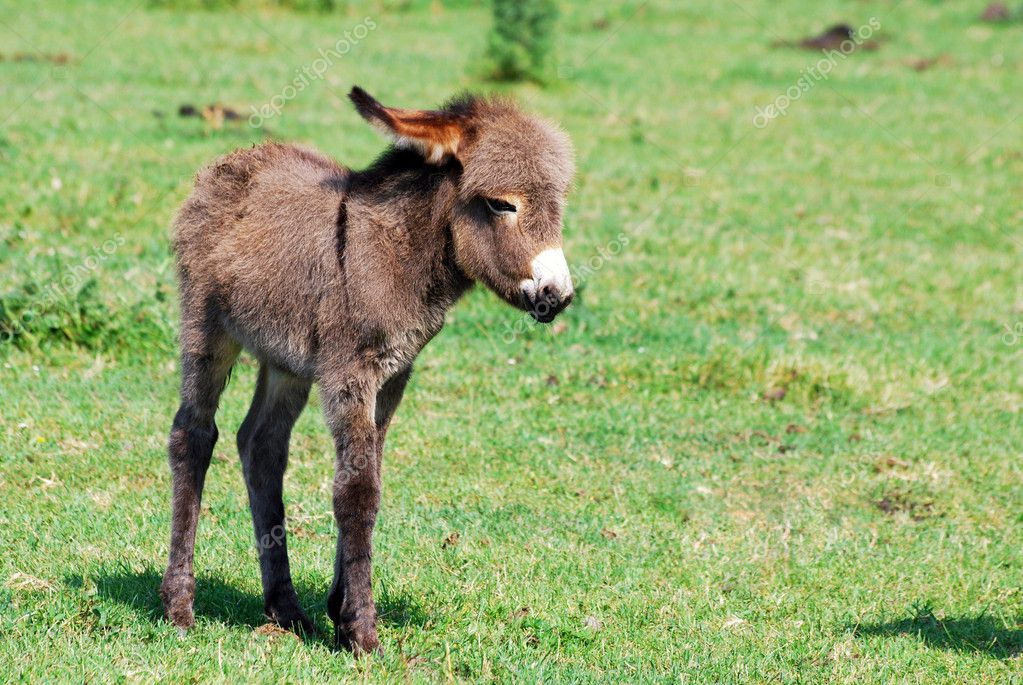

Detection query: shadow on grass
xmin=375 ymin=581 xmax=431 ymax=629
xmin=72 ymin=568 xmax=268 ymax=628
xmin=852 ymin=605 xmax=1023 ymax=659
xmin=69 ymin=566 xmax=429 ymax=642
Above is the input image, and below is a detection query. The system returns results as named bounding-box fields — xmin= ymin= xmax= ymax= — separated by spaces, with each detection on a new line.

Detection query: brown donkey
xmin=160 ymin=87 xmax=575 ymax=654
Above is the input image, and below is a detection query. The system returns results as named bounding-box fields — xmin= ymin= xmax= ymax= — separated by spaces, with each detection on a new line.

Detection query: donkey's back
xmin=175 ymin=141 xmax=346 ymax=253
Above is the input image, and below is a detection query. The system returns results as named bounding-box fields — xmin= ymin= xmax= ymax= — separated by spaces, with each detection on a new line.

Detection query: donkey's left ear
xmin=349 ymin=86 xmax=465 ymax=165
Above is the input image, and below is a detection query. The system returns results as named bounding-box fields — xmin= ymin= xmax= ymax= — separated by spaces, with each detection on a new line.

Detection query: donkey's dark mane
xmin=351 ymin=147 xmax=458 ymax=192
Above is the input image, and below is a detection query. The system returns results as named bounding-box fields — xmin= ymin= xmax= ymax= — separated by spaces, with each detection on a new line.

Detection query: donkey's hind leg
xmin=160 ymin=323 xmax=239 ymax=631
xmin=237 ymin=363 xmax=313 ymax=634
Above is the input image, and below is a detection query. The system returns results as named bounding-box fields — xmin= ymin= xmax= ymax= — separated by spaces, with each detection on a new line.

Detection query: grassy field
xmin=2 ymin=0 xmax=1022 ymax=681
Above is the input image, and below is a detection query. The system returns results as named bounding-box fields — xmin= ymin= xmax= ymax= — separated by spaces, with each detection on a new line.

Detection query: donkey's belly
xmin=220 ymin=312 xmax=318 ymax=379
xmin=213 ymin=231 xmax=339 ymax=379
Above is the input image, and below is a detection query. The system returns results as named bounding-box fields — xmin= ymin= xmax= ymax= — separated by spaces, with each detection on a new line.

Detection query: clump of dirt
xmin=907 ymin=54 xmax=953 ymax=72
xmin=253 ymin=623 xmax=300 ymax=641
xmin=801 ymin=24 xmax=856 ymax=50
xmin=980 ymin=2 xmax=1012 ymax=23
xmin=0 ymin=52 xmax=73 ymax=64
xmin=875 ymin=490 xmax=937 ymax=521
xmin=774 ymin=24 xmax=880 ymax=52
xmin=873 ymin=455 xmax=910 ymax=473
xmin=177 ymin=103 xmax=243 ymax=129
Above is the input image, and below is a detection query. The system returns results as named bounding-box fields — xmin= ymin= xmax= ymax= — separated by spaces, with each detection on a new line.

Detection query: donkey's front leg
xmin=321 ymin=373 xmax=382 ymax=655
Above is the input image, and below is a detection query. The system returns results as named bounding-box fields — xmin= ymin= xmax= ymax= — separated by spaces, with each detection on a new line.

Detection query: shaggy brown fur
xmin=160 ymin=87 xmax=575 ymax=655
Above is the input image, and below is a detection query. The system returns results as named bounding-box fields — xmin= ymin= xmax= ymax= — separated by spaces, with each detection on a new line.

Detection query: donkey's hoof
xmin=165 ymin=603 xmax=195 ymax=632
xmin=353 ymin=631 xmax=382 ymax=657
xmin=336 ymin=619 xmax=381 ymax=656
xmin=160 ymin=575 xmax=196 ymax=630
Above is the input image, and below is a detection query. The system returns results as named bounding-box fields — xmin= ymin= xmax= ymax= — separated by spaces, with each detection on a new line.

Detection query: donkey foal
xmin=160 ymin=87 xmax=575 ymax=654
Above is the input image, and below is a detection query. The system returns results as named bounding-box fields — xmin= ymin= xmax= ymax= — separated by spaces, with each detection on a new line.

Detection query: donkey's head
xmin=349 ymin=87 xmax=575 ymax=323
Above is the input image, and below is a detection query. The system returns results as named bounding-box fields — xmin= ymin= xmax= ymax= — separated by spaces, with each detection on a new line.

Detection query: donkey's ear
xmin=349 ymin=86 xmax=465 ymax=165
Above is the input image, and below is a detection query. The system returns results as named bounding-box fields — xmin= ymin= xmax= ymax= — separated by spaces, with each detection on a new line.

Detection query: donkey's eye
xmin=484 ymin=197 xmax=517 ymax=215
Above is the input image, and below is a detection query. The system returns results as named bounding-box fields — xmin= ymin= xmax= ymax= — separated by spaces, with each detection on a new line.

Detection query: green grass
xmin=2 ymin=0 xmax=1022 ymax=681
